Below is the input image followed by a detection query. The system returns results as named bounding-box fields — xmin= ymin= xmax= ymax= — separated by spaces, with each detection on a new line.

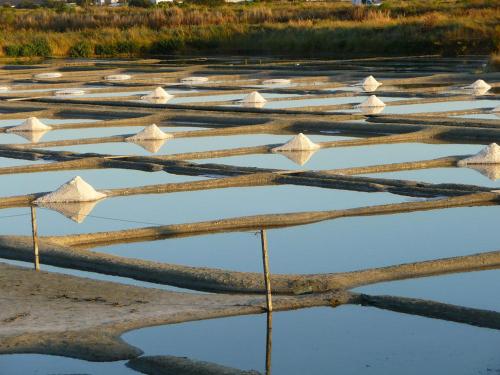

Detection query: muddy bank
xmin=0 ymin=262 xmax=349 ymax=361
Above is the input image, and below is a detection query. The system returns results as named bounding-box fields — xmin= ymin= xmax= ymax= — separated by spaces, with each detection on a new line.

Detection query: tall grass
xmin=0 ymin=0 xmax=498 ymax=58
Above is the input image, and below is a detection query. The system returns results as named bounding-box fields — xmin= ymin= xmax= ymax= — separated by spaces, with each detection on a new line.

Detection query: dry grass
xmin=0 ymin=0 xmax=498 ymax=58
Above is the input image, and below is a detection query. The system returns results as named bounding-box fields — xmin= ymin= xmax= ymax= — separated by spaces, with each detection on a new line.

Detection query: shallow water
xmin=47 ymin=133 xmax=350 ymax=156
xmin=364 ymin=167 xmax=500 ymax=187
xmin=0 ymin=117 xmax=100 ymax=129
xmin=0 ymin=125 xmax=204 ymax=144
xmin=1 ymin=58 xmax=500 ymax=375
xmin=92 ymin=205 xmax=500 ymax=274
xmin=337 ymin=99 xmax=500 ymax=115
xmin=199 ymin=142 xmax=485 ymax=171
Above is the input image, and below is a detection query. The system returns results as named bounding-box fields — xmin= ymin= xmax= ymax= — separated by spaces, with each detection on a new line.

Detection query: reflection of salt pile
xmin=54 ymin=89 xmax=85 ymax=96
xmin=126 ymin=124 xmax=173 ymax=142
xmin=180 ymin=77 xmax=209 ymax=84
xmin=457 ymin=143 xmax=500 ymax=166
xmin=262 ymin=79 xmax=291 ymax=86
xmin=463 ymin=79 xmax=491 ymax=95
xmin=33 ymin=72 xmax=62 ymax=79
xmin=279 ymin=150 xmax=317 ymax=166
xmin=465 ymin=164 xmax=500 ymax=181
xmin=6 ymin=117 xmax=52 ymax=133
xmin=37 ymin=200 xmax=99 ymax=223
xmin=272 ymin=133 xmax=320 ymax=152
xmin=356 ymin=95 xmax=385 ymax=114
xmin=242 ymin=91 xmax=267 ymax=104
xmin=35 ymin=176 xmax=107 ymax=203
xmin=10 ymin=130 xmax=49 ymax=143
xmin=355 ymin=75 xmax=382 ymax=92
xmin=132 ymin=139 xmax=167 ymax=153
xmin=141 ymin=87 xmax=173 ymax=104
xmin=242 ymin=101 xmax=266 ymax=109
xmin=105 ymin=74 xmax=132 ymax=81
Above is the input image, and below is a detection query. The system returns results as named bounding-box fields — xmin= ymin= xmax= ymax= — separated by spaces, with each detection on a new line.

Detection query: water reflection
xmin=10 ymin=129 xmax=49 ymax=143
xmin=130 ymin=138 xmax=168 ymax=153
xmin=277 ymin=150 xmax=317 ymax=166
xmin=465 ymin=164 xmax=500 ymax=181
xmin=37 ymin=200 xmax=100 ymax=223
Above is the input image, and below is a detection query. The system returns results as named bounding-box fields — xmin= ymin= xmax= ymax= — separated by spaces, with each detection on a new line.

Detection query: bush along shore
xmin=0 ymin=0 xmax=498 ymax=59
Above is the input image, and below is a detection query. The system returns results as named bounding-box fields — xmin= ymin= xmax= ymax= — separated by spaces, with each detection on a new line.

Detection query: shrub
xmin=4 ymin=37 xmax=52 ymax=57
xmin=150 ymin=37 xmax=184 ymax=54
xmin=69 ymin=40 xmax=92 ymax=57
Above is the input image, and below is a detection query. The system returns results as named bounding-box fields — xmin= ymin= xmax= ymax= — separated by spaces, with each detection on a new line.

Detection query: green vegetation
xmin=0 ymin=0 xmax=498 ymax=59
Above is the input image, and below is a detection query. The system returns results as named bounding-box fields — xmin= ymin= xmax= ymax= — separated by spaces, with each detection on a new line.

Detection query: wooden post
xmin=30 ymin=206 xmax=40 ymax=271
xmin=260 ymin=229 xmax=272 ymax=312
xmin=265 ymin=310 xmax=273 ymax=375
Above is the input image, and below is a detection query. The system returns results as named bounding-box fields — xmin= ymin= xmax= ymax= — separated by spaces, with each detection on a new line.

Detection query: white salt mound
xmin=242 ymin=91 xmax=267 ymax=104
xmin=272 ymin=133 xmax=320 ymax=152
xmin=180 ymin=77 xmax=209 ymax=84
xmin=464 ymin=79 xmax=491 ymax=91
xmin=105 ymin=74 xmax=132 ymax=81
xmin=262 ymin=79 xmax=291 ymax=86
xmin=362 ymin=75 xmax=381 ymax=87
xmin=0 ymin=86 xmax=9 ymax=91
xmin=6 ymin=117 xmax=52 ymax=133
xmin=356 ymin=95 xmax=386 ymax=108
xmin=142 ymin=87 xmax=173 ymax=101
xmin=458 ymin=143 xmax=500 ymax=166
xmin=126 ymin=124 xmax=173 ymax=141
xmin=54 ymin=89 xmax=85 ymax=96
xmin=35 ymin=176 xmax=107 ymax=203
xmin=33 ymin=72 xmax=62 ymax=79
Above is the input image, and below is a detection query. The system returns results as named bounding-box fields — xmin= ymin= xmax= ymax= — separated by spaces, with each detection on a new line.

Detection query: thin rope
xmin=0 ymin=213 xmax=30 ymax=220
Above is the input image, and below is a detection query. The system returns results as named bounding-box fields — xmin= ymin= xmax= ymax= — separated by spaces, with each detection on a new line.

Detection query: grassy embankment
xmin=0 ymin=0 xmax=498 ymax=60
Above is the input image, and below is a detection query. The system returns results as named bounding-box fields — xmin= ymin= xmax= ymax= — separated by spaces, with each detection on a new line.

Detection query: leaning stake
xmin=30 ymin=206 xmax=40 ymax=271
xmin=261 ymin=229 xmax=273 ymax=312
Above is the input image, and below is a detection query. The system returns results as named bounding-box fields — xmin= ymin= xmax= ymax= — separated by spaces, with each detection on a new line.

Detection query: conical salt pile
xmin=105 ymin=74 xmax=132 ymax=81
xmin=126 ymin=124 xmax=173 ymax=141
xmin=361 ymin=75 xmax=381 ymax=87
xmin=242 ymin=91 xmax=267 ymax=104
xmin=262 ymin=79 xmax=291 ymax=86
xmin=464 ymin=79 xmax=491 ymax=91
xmin=35 ymin=176 xmax=107 ymax=203
xmin=37 ymin=200 xmax=99 ymax=224
xmin=6 ymin=117 xmax=52 ymax=133
xmin=0 ymin=86 xmax=9 ymax=91
xmin=142 ymin=87 xmax=173 ymax=102
xmin=272 ymin=133 xmax=320 ymax=152
xmin=356 ymin=95 xmax=386 ymax=108
xmin=54 ymin=89 xmax=85 ymax=96
xmin=132 ymin=139 xmax=167 ymax=154
xmin=180 ymin=77 xmax=209 ymax=84
xmin=457 ymin=143 xmax=500 ymax=166
xmin=279 ymin=150 xmax=317 ymax=166
xmin=33 ymin=72 xmax=62 ymax=79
